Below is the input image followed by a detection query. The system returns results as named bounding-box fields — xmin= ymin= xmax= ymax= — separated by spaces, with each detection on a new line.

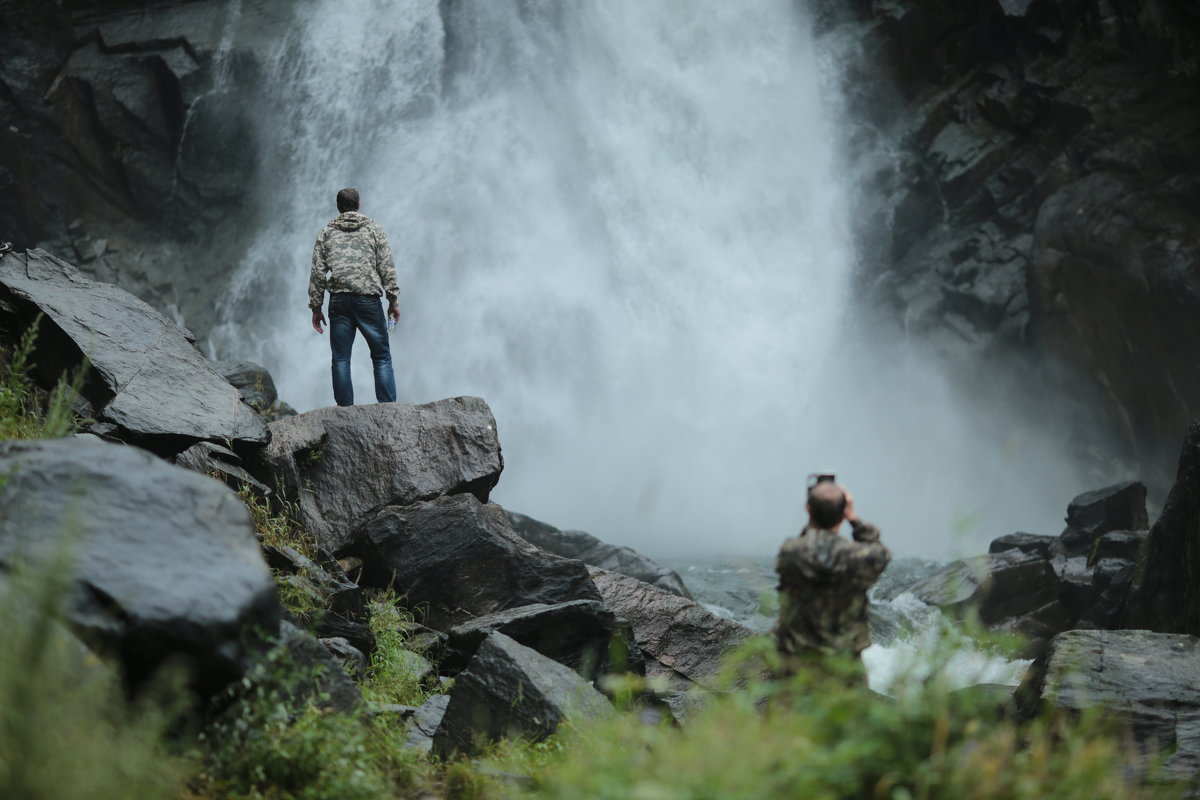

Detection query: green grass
xmin=0 ymin=316 xmax=87 ymax=440
xmin=363 ymin=590 xmax=441 ymax=708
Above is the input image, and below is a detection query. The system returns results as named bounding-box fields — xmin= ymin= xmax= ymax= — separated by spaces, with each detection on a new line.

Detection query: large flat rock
xmin=0 ymin=249 xmax=267 ymax=448
xmin=0 ymin=438 xmax=279 ymax=696
xmin=254 ymin=398 xmax=503 ymax=552
xmin=1015 ymin=629 xmax=1200 ymax=782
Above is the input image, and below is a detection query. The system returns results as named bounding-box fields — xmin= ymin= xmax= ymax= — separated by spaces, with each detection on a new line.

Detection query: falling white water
xmin=212 ymin=0 xmax=1090 ymax=559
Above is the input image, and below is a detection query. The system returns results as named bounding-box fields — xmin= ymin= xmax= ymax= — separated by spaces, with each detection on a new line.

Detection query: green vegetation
xmin=466 ymin=638 xmax=1185 ymax=800
xmin=0 ymin=556 xmax=185 ymax=800
xmin=0 ymin=315 xmax=88 ymax=440
xmin=363 ymin=590 xmax=441 ymax=708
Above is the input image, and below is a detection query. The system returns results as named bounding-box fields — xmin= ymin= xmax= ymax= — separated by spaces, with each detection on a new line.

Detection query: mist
xmin=212 ymin=0 xmax=1096 ymax=559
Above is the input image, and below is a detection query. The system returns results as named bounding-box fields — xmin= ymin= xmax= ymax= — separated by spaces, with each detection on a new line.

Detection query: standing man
xmin=772 ymin=478 xmax=891 ymax=678
xmin=309 ymin=188 xmax=400 ymax=406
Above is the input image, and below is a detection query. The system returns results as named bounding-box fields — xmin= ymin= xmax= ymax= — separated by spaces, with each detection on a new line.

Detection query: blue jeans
xmin=328 ymin=293 xmax=396 ymax=406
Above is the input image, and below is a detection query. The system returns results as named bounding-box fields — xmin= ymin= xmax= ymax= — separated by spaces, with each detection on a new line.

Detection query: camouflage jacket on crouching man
xmin=308 ymin=211 xmax=400 ymax=310
xmin=772 ymin=520 xmax=892 ymax=663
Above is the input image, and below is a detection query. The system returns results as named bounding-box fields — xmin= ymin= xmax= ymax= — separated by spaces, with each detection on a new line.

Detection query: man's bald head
xmin=807 ymin=482 xmax=847 ymax=530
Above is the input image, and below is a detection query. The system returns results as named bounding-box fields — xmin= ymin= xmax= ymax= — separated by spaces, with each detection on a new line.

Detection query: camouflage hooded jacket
xmin=308 ymin=211 xmax=400 ymax=310
xmin=772 ymin=520 xmax=891 ymax=658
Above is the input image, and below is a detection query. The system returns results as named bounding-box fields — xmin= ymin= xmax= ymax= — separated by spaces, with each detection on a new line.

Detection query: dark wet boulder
xmin=174 ymin=440 xmax=272 ymax=496
xmin=432 ymin=632 xmax=613 ymax=757
xmin=343 ymin=495 xmax=601 ymax=630
xmin=320 ymin=637 xmax=367 ymax=681
xmin=261 ymin=543 xmax=363 ymax=620
xmin=1125 ymin=418 xmax=1200 ymax=635
xmin=0 ymin=438 xmax=279 ymax=696
xmin=312 ymin=612 xmax=375 ymax=658
xmin=253 ymin=398 xmax=503 ymax=552
xmin=212 ymin=360 xmax=279 ymax=409
xmin=988 ymin=532 xmax=1058 ymax=559
xmin=506 ymin=510 xmax=692 ymax=599
xmin=1091 ymin=530 xmax=1147 ymax=564
xmin=441 ymin=600 xmax=619 ymax=680
xmin=908 ymin=551 xmax=1060 ymax=626
xmin=587 ymin=567 xmax=753 ymax=691
xmin=0 ymin=249 xmax=267 ymax=450
xmin=1014 ymin=629 xmax=1200 ymax=782
xmin=1059 ymin=481 xmax=1148 ymax=556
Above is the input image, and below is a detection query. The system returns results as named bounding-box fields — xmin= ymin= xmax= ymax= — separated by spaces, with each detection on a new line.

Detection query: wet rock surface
xmin=0 ymin=250 xmax=268 ymax=450
xmin=0 ymin=437 xmax=279 ymax=696
xmin=1015 ymin=629 xmax=1200 ymax=782
xmin=1125 ymin=417 xmax=1200 ymax=635
xmin=506 ymin=509 xmax=692 ymax=598
xmin=0 ymin=0 xmax=297 ymax=336
xmin=253 ymin=398 xmax=503 ymax=553
xmin=432 ymin=632 xmax=613 ymax=758
xmin=911 ymin=481 xmax=1149 ymax=644
xmin=441 ymin=600 xmax=620 ymax=680
xmin=842 ymin=0 xmax=1200 ymax=480
xmin=587 ymin=567 xmax=753 ymax=690
xmin=344 ymin=494 xmax=601 ymax=631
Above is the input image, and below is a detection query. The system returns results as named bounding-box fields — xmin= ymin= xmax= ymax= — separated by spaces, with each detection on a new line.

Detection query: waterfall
xmin=213 ymin=0 xmax=1087 ymax=558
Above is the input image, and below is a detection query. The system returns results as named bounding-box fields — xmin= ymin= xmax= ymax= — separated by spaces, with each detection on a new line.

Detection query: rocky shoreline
xmin=2 ymin=246 xmax=1199 ymax=789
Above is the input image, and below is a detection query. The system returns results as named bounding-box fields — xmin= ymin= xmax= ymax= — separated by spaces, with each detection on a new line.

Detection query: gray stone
xmin=0 ymin=250 xmax=267 ymax=449
xmin=988 ymin=532 xmax=1058 ymax=559
xmin=174 ymin=440 xmax=272 ymax=496
xmin=1125 ymin=418 xmax=1200 ymax=635
xmin=908 ymin=551 xmax=1060 ymax=626
xmin=587 ymin=567 xmax=753 ymax=690
xmin=260 ymin=543 xmax=363 ymax=619
xmin=344 ymin=495 xmax=601 ymax=631
xmin=212 ymin=359 xmax=279 ymax=410
xmin=312 ymin=612 xmax=374 ymax=658
xmin=404 ymin=694 xmax=450 ymax=753
xmin=442 ymin=600 xmax=619 ymax=680
xmin=319 ymin=636 xmax=367 ymax=680
xmin=253 ymin=398 xmax=503 ymax=552
xmin=1092 ymin=531 xmax=1147 ymax=564
xmin=1060 ymin=482 xmax=1148 ymax=556
xmin=506 ymin=509 xmax=692 ymax=599
xmin=1015 ymin=630 xmax=1200 ymax=782
xmin=432 ymin=632 xmax=612 ymax=757
xmin=0 ymin=438 xmax=279 ymax=696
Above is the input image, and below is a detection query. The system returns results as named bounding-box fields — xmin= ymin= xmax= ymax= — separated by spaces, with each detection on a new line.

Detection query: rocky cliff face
xmin=830 ymin=0 xmax=1200 ymax=482
xmin=0 ymin=0 xmax=293 ymax=335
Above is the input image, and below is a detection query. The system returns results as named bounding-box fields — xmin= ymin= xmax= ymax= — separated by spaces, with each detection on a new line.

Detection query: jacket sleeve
xmin=308 ymin=231 xmax=328 ymax=310
xmin=373 ymin=224 xmax=400 ymax=304
xmin=847 ymin=520 xmax=891 ymax=588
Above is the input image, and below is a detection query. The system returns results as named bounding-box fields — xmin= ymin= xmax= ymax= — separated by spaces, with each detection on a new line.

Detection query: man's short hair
xmin=808 ymin=484 xmax=847 ymax=529
xmin=336 ymin=188 xmax=360 ymax=213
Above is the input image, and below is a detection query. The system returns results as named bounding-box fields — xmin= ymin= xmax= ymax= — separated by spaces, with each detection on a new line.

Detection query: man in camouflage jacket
xmin=772 ymin=481 xmax=891 ymax=677
xmin=308 ymin=187 xmax=401 ymax=406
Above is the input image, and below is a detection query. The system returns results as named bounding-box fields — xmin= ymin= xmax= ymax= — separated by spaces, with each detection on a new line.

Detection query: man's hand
xmin=312 ymin=308 xmax=326 ymax=334
xmin=841 ymin=487 xmax=858 ymax=524
xmin=388 ymin=302 xmax=400 ymax=323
